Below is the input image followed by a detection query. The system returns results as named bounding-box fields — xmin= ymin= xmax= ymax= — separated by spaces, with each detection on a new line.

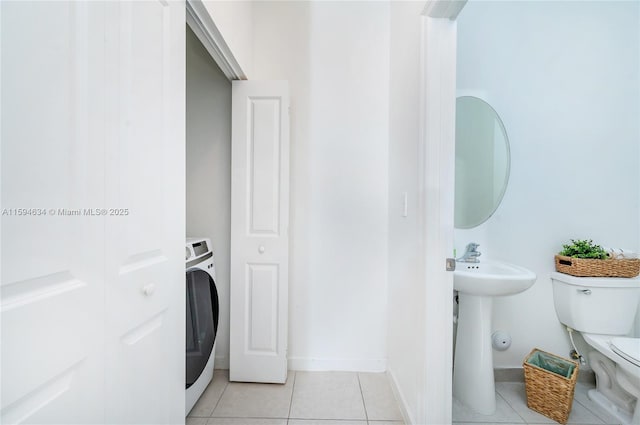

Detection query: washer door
xmin=186 ymin=269 xmax=219 ymax=389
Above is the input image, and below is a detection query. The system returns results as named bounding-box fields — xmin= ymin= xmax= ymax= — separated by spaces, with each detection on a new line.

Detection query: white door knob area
xmin=258 ymin=245 xmax=265 ymax=254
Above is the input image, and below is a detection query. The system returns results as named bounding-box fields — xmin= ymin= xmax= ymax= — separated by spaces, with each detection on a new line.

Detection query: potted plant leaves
xmin=555 ymin=239 xmax=639 ymax=278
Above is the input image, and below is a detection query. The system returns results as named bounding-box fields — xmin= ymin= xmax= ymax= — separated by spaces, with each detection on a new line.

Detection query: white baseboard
xmin=216 ymin=356 xmax=387 ymax=373
xmin=287 ymin=357 xmax=387 ymax=372
xmin=387 ymin=368 xmax=414 ymax=425
xmin=214 ymin=355 xmax=229 ymax=370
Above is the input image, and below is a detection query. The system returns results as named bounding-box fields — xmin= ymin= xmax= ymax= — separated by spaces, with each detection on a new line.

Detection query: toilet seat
xmin=611 ymin=338 xmax=640 ymax=368
xmin=583 ymin=333 xmax=640 ymax=377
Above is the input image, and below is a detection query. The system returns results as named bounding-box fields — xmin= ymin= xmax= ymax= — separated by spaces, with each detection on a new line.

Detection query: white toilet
xmin=551 ymin=272 xmax=640 ymax=425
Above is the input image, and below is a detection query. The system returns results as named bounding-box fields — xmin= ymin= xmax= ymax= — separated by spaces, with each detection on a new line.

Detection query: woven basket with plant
xmin=555 ymin=239 xmax=640 ymax=278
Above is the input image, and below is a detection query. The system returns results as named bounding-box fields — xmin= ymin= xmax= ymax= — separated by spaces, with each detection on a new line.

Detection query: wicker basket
xmin=555 ymin=255 xmax=640 ymax=278
xmin=523 ymin=348 xmax=579 ymax=424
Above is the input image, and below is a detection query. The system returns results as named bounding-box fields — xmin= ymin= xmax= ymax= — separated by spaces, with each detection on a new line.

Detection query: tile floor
xmin=453 ymin=381 xmax=622 ymax=425
xmin=188 ymin=371 xmax=622 ymax=425
xmin=187 ymin=370 xmax=405 ymax=425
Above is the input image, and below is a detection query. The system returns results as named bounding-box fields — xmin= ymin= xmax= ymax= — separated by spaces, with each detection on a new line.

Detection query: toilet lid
xmin=610 ymin=337 xmax=640 ymax=368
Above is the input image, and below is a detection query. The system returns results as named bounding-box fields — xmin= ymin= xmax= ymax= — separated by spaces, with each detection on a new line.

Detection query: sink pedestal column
xmin=453 ymin=293 xmax=496 ymax=415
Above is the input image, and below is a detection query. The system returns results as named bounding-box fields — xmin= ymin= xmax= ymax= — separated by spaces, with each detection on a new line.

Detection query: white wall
xmin=456 ymin=0 xmax=640 ymax=368
xmin=252 ymin=1 xmax=390 ymax=371
xmin=386 ymin=2 xmax=429 ymax=423
xmin=202 ymin=0 xmax=253 ymax=76
xmin=186 ymin=27 xmax=233 ymax=368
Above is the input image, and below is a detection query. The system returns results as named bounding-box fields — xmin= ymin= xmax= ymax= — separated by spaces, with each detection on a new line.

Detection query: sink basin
xmin=454 ymin=260 xmax=536 ymax=296
xmin=453 ymin=260 xmax=537 ymax=415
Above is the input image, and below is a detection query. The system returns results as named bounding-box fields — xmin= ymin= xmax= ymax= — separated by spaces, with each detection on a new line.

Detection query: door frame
xmin=418 ymin=1 xmax=466 ymax=424
xmin=185 ymin=0 xmax=246 ymax=80
xmin=182 ymin=0 xmax=470 ymax=421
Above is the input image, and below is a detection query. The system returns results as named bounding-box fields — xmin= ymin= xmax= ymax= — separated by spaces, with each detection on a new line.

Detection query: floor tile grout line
xmin=572 ymin=385 xmax=615 ymax=425
xmin=287 ymin=370 xmax=297 ymax=423
xmin=572 ymin=398 xmax=610 ymax=425
xmin=495 ymin=386 xmax=527 ymax=424
xmin=356 ymin=372 xmax=370 ymax=423
xmin=209 ymin=415 xmax=289 ymax=420
xmin=209 ymin=371 xmax=230 ymax=417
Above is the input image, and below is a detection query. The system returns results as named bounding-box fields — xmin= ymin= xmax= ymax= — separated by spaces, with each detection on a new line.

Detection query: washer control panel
xmin=185 ymin=238 xmax=211 ymax=263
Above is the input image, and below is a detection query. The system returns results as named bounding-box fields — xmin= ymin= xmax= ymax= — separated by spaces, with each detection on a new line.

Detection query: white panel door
xmin=1 ymin=1 xmax=185 ymax=424
xmin=230 ymin=81 xmax=289 ymax=383
xmin=1 ymin=2 xmax=105 ymax=423
xmin=103 ymin=1 xmax=185 ymax=424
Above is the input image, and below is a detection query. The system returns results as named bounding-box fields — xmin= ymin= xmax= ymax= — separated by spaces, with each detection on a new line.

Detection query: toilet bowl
xmin=582 ymin=333 xmax=640 ymax=424
xmin=551 ymin=272 xmax=640 ymax=425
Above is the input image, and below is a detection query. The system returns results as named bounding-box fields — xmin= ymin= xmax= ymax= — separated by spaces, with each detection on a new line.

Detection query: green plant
xmin=559 ymin=239 xmax=609 ymax=259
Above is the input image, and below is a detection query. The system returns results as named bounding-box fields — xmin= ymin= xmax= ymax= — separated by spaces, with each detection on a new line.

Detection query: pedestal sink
xmin=453 ymin=260 xmax=537 ymax=415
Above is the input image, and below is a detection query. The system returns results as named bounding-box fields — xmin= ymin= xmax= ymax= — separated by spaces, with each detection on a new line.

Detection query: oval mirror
xmin=455 ymin=96 xmax=510 ymax=229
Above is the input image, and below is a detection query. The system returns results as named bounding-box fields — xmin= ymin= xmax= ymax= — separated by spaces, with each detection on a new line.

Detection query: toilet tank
xmin=551 ymin=272 xmax=640 ymax=335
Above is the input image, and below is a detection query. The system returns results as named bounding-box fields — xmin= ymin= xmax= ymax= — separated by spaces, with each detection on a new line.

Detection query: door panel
xmin=230 ymin=81 xmax=289 ymax=383
xmin=1 ymin=1 xmax=185 ymax=423
xmin=1 ymin=2 xmax=104 ymax=423
xmin=246 ymin=264 xmax=279 ymax=353
xmin=104 ymin=1 xmax=185 ymax=424
xmin=247 ymin=98 xmax=282 ymax=235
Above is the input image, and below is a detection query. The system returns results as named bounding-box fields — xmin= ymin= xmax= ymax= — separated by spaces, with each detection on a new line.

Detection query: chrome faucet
xmin=457 ymin=242 xmax=481 ymax=263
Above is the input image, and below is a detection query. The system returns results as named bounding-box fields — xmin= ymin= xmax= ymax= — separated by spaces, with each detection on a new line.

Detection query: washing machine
xmin=185 ymin=238 xmax=219 ymax=415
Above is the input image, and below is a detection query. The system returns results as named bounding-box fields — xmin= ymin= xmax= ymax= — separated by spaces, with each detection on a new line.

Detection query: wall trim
xmin=186 ymin=0 xmax=247 ymax=80
xmin=387 ymin=368 xmax=415 ymax=425
xmin=417 ymin=14 xmax=458 ymax=425
xmin=415 ymin=0 xmax=466 ymax=422
xmin=287 ymin=357 xmax=386 ymax=372
xmin=214 ymin=355 xmax=229 ymax=370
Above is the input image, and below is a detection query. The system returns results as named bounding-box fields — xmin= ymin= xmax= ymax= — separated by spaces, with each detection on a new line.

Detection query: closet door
xmin=103 ymin=1 xmax=185 ymax=424
xmin=1 ymin=1 xmax=186 ymax=423
xmin=1 ymin=2 xmax=105 ymax=423
xmin=229 ymin=81 xmax=290 ymax=383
